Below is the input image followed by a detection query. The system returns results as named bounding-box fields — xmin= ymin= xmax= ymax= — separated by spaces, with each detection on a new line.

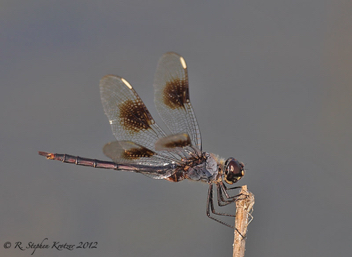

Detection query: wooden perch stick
xmin=233 ymin=185 xmax=255 ymax=257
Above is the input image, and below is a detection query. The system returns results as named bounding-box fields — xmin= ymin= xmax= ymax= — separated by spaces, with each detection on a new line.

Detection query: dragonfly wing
xmin=103 ymin=141 xmax=178 ymax=179
xmin=153 ymin=52 xmax=202 ymax=151
xmin=100 ymin=75 xmax=166 ymax=151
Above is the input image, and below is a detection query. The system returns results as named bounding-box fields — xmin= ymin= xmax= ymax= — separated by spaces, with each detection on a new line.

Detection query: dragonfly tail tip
xmin=38 ymin=151 xmax=55 ymax=159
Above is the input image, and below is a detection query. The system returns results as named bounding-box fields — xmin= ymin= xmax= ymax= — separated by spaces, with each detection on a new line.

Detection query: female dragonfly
xmin=39 ymin=52 xmax=245 ymax=228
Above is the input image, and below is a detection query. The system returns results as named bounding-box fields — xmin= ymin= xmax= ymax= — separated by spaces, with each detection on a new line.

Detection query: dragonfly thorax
xmin=185 ymin=152 xmax=219 ymax=183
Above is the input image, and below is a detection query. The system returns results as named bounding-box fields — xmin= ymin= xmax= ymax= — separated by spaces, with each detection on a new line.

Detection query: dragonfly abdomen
xmin=38 ymin=151 xmax=119 ymax=170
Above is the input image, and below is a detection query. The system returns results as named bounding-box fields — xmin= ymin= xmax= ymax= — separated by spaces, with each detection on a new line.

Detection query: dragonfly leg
xmin=217 ymin=182 xmax=245 ymax=206
xmin=206 ymin=184 xmax=245 ymax=238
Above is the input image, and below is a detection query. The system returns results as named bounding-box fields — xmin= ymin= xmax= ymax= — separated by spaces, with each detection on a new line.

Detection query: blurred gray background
xmin=1 ymin=1 xmax=352 ymax=256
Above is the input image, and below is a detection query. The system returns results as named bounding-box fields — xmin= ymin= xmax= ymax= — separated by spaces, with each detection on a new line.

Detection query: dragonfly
xmin=39 ymin=52 xmax=245 ymax=228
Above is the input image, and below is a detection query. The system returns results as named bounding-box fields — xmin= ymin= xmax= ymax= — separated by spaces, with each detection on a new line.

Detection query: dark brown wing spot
xmin=122 ymin=147 xmax=155 ymax=159
xmin=164 ymin=136 xmax=191 ymax=149
xmin=163 ymin=77 xmax=189 ymax=109
xmin=119 ymin=99 xmax=154 ymax=134
xmin=155 ymin=133 xmax=191 ymax=151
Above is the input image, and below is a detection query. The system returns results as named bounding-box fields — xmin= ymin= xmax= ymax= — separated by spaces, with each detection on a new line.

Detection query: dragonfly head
xmin=223 ymin=158 xmax=245 ymax=184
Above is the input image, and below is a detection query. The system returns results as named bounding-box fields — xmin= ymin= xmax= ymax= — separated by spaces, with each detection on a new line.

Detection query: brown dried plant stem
xmin=232 ymin=185 xmax=255 ymax=257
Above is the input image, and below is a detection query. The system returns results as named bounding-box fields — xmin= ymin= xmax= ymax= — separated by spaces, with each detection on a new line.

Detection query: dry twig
xmin=232 ymin=185 xmax=255 ymax=257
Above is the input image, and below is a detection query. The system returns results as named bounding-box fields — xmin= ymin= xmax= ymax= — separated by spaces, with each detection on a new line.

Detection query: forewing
xmin=100 ymin=75 xmax=166 ymax=151
xmin=103 ymin=141 xmax=177 ymax=179
xmin=153 ymin=52 xmax=202 ymax=151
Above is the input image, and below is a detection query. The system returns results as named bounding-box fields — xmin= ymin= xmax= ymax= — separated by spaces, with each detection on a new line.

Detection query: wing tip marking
xmin=180 ymin=56 xmax=187 ymax=69
xmin=121 ymin=78 xmax=133 ymax=89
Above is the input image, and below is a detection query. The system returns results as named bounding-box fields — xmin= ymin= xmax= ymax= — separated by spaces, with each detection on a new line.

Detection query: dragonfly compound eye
xmin=224 ymin=158 xmax=245 ymax=184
